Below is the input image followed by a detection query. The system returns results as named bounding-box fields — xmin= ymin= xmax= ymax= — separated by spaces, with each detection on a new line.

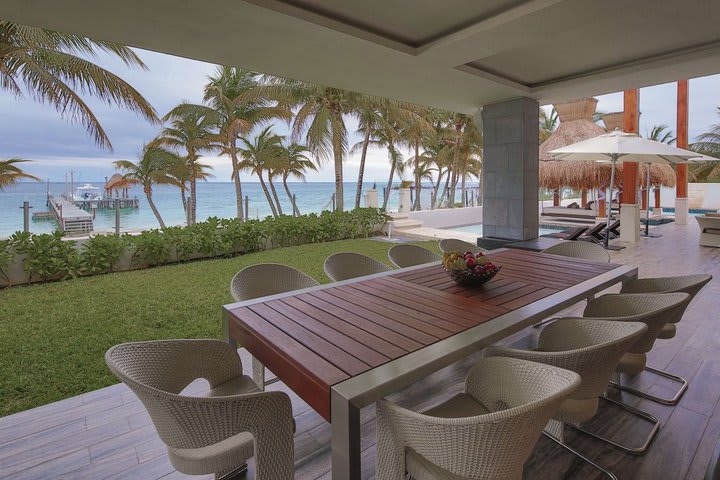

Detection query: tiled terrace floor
xmin=1 ymin=220 xmax=719 ymax=479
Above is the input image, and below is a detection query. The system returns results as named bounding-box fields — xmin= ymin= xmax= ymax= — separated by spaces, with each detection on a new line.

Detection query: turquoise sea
xmin=0 ymin=182 xmax=475 ymax=237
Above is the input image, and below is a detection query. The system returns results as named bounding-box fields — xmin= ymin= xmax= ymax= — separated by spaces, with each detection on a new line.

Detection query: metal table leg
xmin=331 ymin=388 xmax=361 ymax=480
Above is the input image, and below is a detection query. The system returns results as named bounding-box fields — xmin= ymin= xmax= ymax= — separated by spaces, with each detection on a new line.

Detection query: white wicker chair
xmin=375 ymin=357 xmax=580 ymax=480
xmin=583 ymin=292 xmax=692 ymax=409
xmin=387 ymin=244 xmax=441 ymax=268
xmin=541 ymin=240 xmax=610 ymax=263
xmin=105 ymin=339 xmax=294 ymax=480
xmin=620 ymin=274 xmax=712 ymax=339
xmin=485 ymin=319 xmax=649 ymax=476
xmin=438 ymin=238 xmax=481 ymax=254
xmin=230 ymin=264 xmax=319 ymax=389
xmin=230 ymin=263 xmax=319 ymax=303
xmin=323 ymin=252 xmax=391 ymax=282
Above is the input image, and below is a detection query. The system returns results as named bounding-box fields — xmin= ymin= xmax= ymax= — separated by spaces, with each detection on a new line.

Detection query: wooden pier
xmin=47 ymin=195 xmax=94 ymax=234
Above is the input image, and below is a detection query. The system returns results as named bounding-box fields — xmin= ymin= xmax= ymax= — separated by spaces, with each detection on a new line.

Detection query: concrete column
xmin=481 ymin=97 xmax=539 ymax=240
xmin=620 ymin=204 xmax=640 ymax=242
xmin=675 ymin=198 xmax=689 ymax=225
xmin=398 ymin=188 xmax=411 ymax=213
xmin=366 ymin=189 xmax=378 ymax=208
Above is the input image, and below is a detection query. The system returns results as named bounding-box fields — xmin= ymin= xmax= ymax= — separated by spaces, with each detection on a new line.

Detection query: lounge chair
xmin=485 ymin=319 xmax=647 ymax=478
xmin=324 ymin=252 xmax=391 ymax=282
xmin=607 ymin=219 xmax=621 ymax=239
xmin=105 ymin=339 xmax=295 ymax=480
xmin=578 ymin=222 xmax=608 ymax=243
xmin=541 ymin=240 xmax=610 ymax=263
xmin=387 ymin=244 xmax=441 ymax=268
xmin=375 ymin=357 xmax=580 ymax=480
xmin=438 ymin=238 xmax=481 ymax=254
xmin=546 ymin=225 xmax=589 ymax=240
xmin=697 ymin=215 xmax=720 ymax=247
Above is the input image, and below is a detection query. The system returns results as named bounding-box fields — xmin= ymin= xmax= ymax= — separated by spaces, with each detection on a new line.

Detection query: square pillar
xmin=481 ymin=97 xmax=539 ymax=240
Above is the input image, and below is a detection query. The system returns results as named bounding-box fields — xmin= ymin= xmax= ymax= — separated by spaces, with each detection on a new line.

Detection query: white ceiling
xmin=4 ymin=0 xmax=720 ymax=114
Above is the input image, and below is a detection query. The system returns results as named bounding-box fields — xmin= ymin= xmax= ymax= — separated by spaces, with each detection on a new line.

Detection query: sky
xmin=1 ymin=47 xmax=720 ymax=183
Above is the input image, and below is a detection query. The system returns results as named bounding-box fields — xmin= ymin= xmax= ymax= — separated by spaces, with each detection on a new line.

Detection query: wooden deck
xmin=1 ymin=220 xmax=719 ymax=480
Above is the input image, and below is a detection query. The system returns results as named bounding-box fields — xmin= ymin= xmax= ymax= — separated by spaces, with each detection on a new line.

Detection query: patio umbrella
xmin=550 ymin=130 xmax=698 ymax=248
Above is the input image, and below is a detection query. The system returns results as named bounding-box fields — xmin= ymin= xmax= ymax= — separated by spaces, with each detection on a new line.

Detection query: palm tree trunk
xmin=439 ymin=168 xmax=452 ymax=207
xmin=461 ymin=173 xmax=467 ymax=207
xmin=180 ymin=185 xmax=187 ymax=214
xmin=383 ymin=148 xmax=397 ymax=210
xmin=413 ymin=141 xmax=421 ymax=211
xmin=432 ymin=169 xmax=444 ymax=209
xmin=268 ymin=176 xmax=284 ymax=215
xmin=145 ymin=186 xmax=166 ymax=229
xmin=189 ymin=175 xmax=197 ymax=225
xmin=332 ymin=120 xmax=344 ymax=211
xmin=448 ymin=122 xmax=462 ymax=208
xmin=257 ymin=171 xmax=278 ymax=217
xmin=230 ymin=144 xmax=244 ymax=221
xmin=354 ymin=125 xmax=372 ymax=209
xmin=283 ymin=174 xmax=300 ymax=216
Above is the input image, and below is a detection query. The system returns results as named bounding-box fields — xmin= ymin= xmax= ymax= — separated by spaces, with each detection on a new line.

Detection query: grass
xmin=0 ymin=237 xmax=439 ymax=417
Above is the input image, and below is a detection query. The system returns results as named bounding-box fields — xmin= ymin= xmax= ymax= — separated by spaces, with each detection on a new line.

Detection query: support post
xmin=332 ymin=193 xmax=337 ymax=212
xmin=481 ymin=97 xmax=539 ymax=240
xmin=676 ymin=80 xmax=690 ymax=225
xmin=553 ymin=189 xmax=560 ymax=207
xmin=621 ymin=90 xmax=641 ymax=243
xmin=22 ymin=201 xmax=31 ymax=233
xmin=366 ymin=189 xmax=378 ymax=208
xmin=598 ymin=188 xmax=607 ymax=219
xmin=581 ymin=190 xmax=587 ymax=208
xmin=244 ymin=195 xmax=249 ymax=221
xmin=398 ymin=188 xmax=411 ymax=213
xmin=114 ymin=199 xmax=120 ymax=235
xmin=654 ymin=188 xmax=661 ymax=210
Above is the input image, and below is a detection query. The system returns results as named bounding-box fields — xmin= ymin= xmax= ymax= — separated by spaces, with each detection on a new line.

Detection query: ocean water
xmin=0 ymin=181 xmax=477 ymax=237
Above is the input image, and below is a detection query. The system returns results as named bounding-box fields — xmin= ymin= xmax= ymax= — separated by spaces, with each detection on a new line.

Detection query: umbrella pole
xmin=645 ymin=162 xmax=651 ymax=236
xmin=605 ymin=155 xmax=617 ymax=249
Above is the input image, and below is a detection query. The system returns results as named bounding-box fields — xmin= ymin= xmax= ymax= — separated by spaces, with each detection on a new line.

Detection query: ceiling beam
xmin=416 ymin=0 xmax=564 ymax=56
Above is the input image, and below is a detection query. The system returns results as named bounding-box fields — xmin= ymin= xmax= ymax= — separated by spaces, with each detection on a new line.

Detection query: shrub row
xmin=0 ymin=208 xmax=388 ymax=286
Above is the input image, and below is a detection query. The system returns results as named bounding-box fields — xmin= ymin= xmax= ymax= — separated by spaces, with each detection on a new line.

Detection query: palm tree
xmin=362 ymin=115 xmax=403 ymax=209
xmin=0 ymin=159 xmax=41 ymax=189
xmin=165 ymin=161 xmax=214 ymax=216
xmin=445 ymin=114 xmax=482 ymax=207
xmin=539 ymin=108 xmax=558 ymax=143
xmin=276 ymin=142 xmax=316 ymax=216
xmin=646 ymin=124 xmax=676 ymax=144
xmin=266 ymin=160 xmax=285 ymax=216
xmin=238 ymin=126 xmax=284 ymax=217
xmin=690 ymin=108 xmax=720 ymax=181
xmin=351 ymin=97 xmax=401 ymax=209
xmin=256 ymin=76 xmax=362 ymax=211
xmin=172 ymin=67 xmax=291 ymax=220
xmin=113 ymin=146 xmax=182 ymax=228
xmin=152 ymin=108 xmax=217 ymax=224
xmin=398 ymin=106 xmax=435 ymax=210
xmin=0 ymin=20 xmax=158 ymax=150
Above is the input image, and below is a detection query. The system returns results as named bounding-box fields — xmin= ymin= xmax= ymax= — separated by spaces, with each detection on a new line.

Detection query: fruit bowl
xmin=442 ymin=251 xmax=500 ymax=287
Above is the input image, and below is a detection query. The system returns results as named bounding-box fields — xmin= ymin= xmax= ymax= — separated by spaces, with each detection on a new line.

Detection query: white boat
xmin=73 ymin=184 xmax=103 ymax=202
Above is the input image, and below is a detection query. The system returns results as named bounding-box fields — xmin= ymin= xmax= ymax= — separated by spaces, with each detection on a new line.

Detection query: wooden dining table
xmin=223 ymin=248 xmax=637 ymax=480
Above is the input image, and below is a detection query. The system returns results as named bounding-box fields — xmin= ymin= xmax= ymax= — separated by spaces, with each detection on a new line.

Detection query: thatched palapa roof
xmin=104 ymin=173 xmax=134 ymax=191
xmin=538 ymin=99 xmax=675 ymax=190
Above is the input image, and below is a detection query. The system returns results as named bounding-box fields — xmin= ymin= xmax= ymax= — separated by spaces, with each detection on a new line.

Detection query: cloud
xmin=2 ymin=45 xmax=720 ymax=183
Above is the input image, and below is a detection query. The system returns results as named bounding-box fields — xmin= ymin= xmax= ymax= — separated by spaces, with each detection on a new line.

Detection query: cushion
xmin=705 ymin=228 xmax=720 ymax=235
xmin=705 ymin=212 xmax=720 ymax=217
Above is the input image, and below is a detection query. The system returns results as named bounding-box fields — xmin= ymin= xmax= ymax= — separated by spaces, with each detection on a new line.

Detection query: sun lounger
xmin=578 ymin=222 xmax=608 ymax=243
xmin=546 ymin=225 xmax=589 ymax=240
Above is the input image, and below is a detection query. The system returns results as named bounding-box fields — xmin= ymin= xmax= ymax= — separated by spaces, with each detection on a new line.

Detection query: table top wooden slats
xmin=225 ymin=249 xmax=620 ymax=421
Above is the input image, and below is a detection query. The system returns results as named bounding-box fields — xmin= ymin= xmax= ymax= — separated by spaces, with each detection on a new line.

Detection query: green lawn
xmin=0 ymin=238 xmax=439 ymax=417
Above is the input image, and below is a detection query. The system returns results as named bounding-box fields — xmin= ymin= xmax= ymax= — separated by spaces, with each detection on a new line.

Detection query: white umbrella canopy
xmin=549 ymin=130 xmax=700 ymax=247
xmin=550 ymin=130 xmax=698 ymax=165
